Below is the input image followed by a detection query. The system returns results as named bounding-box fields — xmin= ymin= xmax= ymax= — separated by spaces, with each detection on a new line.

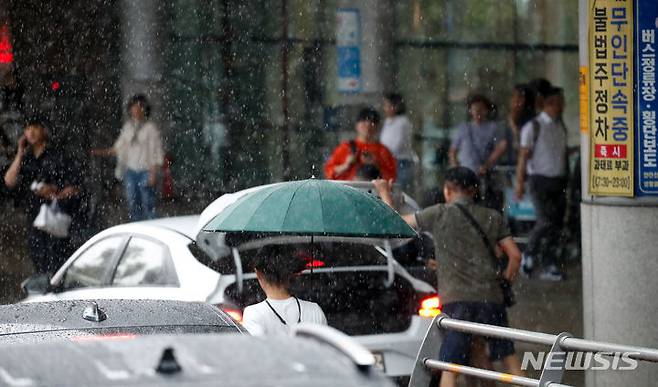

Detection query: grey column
xmin=579 ymin=1 xmax=658 ymax=386
xmin=120 ymin=0 xmax=165 ymax=129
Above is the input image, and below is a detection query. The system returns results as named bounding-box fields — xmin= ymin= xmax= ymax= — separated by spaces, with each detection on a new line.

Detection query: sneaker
xmin=539 ymin=265 xmax=564 ymax=281
xmin=521 ymin=253 xmax=534 ymax=278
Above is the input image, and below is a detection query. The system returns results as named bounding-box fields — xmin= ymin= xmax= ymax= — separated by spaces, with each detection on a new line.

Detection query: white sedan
xmin=23 ymin=215 xmax=220 ymax=303
xmin=24 ymin=182 xmax=439 ymax=379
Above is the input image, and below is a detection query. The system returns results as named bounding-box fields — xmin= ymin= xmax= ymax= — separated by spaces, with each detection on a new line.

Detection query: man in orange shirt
xmin=324 ymin=107 xmax=397 ymax=181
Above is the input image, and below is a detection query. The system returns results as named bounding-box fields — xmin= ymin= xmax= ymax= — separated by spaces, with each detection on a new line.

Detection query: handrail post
xmin=408 ymin=315 xmax=446 ymax=387
xmin=538 ymin=332 xmax=573 ymax=387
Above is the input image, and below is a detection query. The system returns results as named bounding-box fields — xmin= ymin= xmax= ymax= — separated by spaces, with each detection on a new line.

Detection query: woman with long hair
xmin=93 ymin=94 xmax=163 ymax=221
xmin=381 ymin=93 xmax=416 ymax=192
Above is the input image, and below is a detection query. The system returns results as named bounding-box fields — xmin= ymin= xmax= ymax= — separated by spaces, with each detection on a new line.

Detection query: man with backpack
xmin=514 ymin=86 xmax=568 ymax=281
xmin=324 ymin=107 xmax=397 ymax=181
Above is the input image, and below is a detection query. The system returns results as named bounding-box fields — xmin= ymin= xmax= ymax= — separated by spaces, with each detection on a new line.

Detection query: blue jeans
xmin=123 ymin=169 xmax=156 ymax=221
xmin=396 ymin=159 xmax=415 ymax=192
xmin=439 ymin=302 xmax=515 ymax=364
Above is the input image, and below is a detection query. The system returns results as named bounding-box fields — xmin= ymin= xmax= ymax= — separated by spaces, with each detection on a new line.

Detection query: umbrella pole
xmin=231 ymin=247 xmax=244 ymax=294
xmin=383 ymin=240 xmax=395 ymax=288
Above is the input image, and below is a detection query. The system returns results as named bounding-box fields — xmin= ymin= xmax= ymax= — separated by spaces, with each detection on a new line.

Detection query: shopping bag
xmin=33 ymin=200 xmax=72 ymax=238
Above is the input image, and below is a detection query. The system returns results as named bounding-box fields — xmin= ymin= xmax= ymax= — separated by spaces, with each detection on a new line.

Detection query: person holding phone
xmin=4 ymin=117 xmax=81 ymax=274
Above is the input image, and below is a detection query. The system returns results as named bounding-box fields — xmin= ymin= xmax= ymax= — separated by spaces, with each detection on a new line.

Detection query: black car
xmin=0 ymin=299 xmax=244 ymax=343
xmin=0 ymin=324 xmax=394 ymax=387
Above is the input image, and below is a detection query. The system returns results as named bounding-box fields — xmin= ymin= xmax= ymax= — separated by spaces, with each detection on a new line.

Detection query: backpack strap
xmin=348 ymin=140 xmax=358 ymax=155
xmin=528 ymin=118 xmax=570 ymax=177
xmin=529 ymin=119 xmax=540 ymax=158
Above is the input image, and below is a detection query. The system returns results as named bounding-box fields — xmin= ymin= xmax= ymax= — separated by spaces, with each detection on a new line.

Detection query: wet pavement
xmin=509 ymin=262 xmax=584 ymax=385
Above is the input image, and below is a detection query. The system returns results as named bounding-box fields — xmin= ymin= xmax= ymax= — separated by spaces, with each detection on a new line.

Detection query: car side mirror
xmin=21 ymin=274 xmax=52 ymax=296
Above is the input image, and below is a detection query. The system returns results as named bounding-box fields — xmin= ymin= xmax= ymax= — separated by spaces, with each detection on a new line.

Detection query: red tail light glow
xmin=220 ymin=306 xmax=243 ymax=323
xmin=305 ymin=259 xmax=325 ymax=269
xmin=418 ymin=295 xmax=442 ymax=318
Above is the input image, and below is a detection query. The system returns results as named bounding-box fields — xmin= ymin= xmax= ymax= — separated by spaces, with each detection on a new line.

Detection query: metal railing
xmin=408 ymin=314 xmax=658 ymax=387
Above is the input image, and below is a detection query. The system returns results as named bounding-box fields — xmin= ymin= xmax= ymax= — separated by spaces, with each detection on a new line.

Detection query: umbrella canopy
xmin=202 ymin=179 xmax=416 ymax=239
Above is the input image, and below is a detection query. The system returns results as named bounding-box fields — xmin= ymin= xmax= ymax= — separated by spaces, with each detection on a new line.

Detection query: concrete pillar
xmin=579 ymin=0 xmax=658 ymax=385
xmin=581 ymin=204 xmax=658 ymax=386
xmin=336 ymin=0 xmax=394 ymax=108
xmin=120 ymin=0 xmax=166 ymax=129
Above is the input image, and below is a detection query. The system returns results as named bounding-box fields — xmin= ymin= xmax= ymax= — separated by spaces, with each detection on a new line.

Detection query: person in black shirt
xmin=4 ymin=118 xmax=81 ymax=274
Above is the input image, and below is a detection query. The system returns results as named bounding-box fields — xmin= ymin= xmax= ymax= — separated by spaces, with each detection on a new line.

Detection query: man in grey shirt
xmin=515 ymin=86 xmax=568 ymax=281
xmin=449 ymin=94 xmax=508 ymax=210
xmin=374 ymin=167 xmax=523 ymax=387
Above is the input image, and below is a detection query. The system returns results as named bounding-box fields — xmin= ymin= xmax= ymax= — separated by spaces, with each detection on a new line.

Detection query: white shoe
xmin=539 ymin=265 xmax=564 ymax=281
xmin=521 ymin=254 xmax=534 ymax=278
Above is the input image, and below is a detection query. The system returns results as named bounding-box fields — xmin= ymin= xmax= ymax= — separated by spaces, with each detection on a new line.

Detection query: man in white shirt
xmin=242 ymin=245 xmax=327 ymax=336
xmin=514 ymin=86 xmax=568 ymax=281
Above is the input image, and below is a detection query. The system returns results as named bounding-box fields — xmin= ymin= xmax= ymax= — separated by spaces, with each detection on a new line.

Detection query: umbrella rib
xmin=281 ymin=181 xmax=306 ymax=230
xmin=316 ymin=182 xmax=325 ymax=233
xmin=338 ymin=184 xmax=365 ymax=232
xmin=241 ymin=185 xmax=285 ymax=231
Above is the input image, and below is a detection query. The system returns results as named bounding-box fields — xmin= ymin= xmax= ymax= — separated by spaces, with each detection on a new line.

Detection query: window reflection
xmin=113 ymin=237 xmax=173 ymax=286
xmin=63 ymin=237 xmax=124 ymax=290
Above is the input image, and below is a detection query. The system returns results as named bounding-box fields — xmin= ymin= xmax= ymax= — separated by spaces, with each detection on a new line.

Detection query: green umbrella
xmin=202 ymin=179 xmax=416 ymax=239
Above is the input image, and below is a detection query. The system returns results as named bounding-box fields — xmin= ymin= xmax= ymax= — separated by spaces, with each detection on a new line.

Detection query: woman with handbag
xmin=4 ymin=117 xmax=81 ymax=274
xmin=92 ymin=94 xmax=164 ymax=221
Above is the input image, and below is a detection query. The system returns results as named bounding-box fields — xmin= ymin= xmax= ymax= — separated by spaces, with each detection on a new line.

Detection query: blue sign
xmin=336 ymin=8 xmax=361 ymax=93
xmin=635 ymin=0 xmax=658 ymax=195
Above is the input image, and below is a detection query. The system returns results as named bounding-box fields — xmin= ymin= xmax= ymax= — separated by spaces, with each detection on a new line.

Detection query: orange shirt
xmin=324 ymin=140 xmax=397 ymax=181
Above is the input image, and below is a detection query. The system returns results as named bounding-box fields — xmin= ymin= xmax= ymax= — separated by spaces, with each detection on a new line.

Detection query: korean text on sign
xmin=588 ymin=0 xmax=634 ymax=196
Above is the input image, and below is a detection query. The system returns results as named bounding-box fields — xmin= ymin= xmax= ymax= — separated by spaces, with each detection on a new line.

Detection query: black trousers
xmin=526 ymin=175 xmax=567 ymax=268
xmin=28 ymin=226 xmax=71 ymax=275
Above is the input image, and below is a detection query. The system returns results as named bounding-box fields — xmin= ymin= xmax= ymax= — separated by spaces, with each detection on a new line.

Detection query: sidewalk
xmin=508 ymin=262 xmax=584 ymax=385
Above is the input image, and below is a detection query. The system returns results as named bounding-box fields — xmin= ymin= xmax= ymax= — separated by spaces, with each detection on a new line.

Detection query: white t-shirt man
xmin=380 ymin=115 xmax=415 ymax=161
xmin=242 ymin=297 xmax=327 ymax=336
xmin=519 ymin=111 xmax=567 ymax=177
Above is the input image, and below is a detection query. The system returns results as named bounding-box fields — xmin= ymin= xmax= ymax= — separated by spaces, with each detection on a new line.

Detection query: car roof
xmin=0 ymin=333 xmax=394 ymax=387
xmin=0 ymin=299 xmax=242 ymax=339
xmin=132 ymin=215 xmax=200 ymax=239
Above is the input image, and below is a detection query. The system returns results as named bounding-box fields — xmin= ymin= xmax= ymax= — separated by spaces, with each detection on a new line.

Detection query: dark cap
xmin=444 ymin=167 xmax=479 ymax=191
xmin=356 ymin=107 xmax=381 ymax=125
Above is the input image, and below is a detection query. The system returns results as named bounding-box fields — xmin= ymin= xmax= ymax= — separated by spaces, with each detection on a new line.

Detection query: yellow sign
xmin=579 ymin=66 xmax=589 ymax=134
xmin=588 ymin=0 xmax=634 ymax=196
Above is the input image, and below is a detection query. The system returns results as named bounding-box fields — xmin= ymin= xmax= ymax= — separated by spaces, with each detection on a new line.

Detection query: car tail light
xmin=218 ymin=304 xmax=243 ymax=323
xmin=305 ymin=259 xmax=325 ymax=269
xmin=418 ymin=295 xmax=441 ymax=318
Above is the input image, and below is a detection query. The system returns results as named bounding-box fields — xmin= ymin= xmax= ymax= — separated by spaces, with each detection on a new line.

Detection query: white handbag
xmin=33 ymin=199 xmax=72 ymax=238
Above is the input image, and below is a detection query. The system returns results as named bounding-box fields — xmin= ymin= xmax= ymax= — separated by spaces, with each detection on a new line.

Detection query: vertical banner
xmin=588 ymin=0 xmax=634 ymax=196
xmin=580 ymin=66 xmax=589 ymax=134
xmin=336 ymin=8 xmax=361 ymax=93
xmin=635 ymin=0 xmax=658 ymax=195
